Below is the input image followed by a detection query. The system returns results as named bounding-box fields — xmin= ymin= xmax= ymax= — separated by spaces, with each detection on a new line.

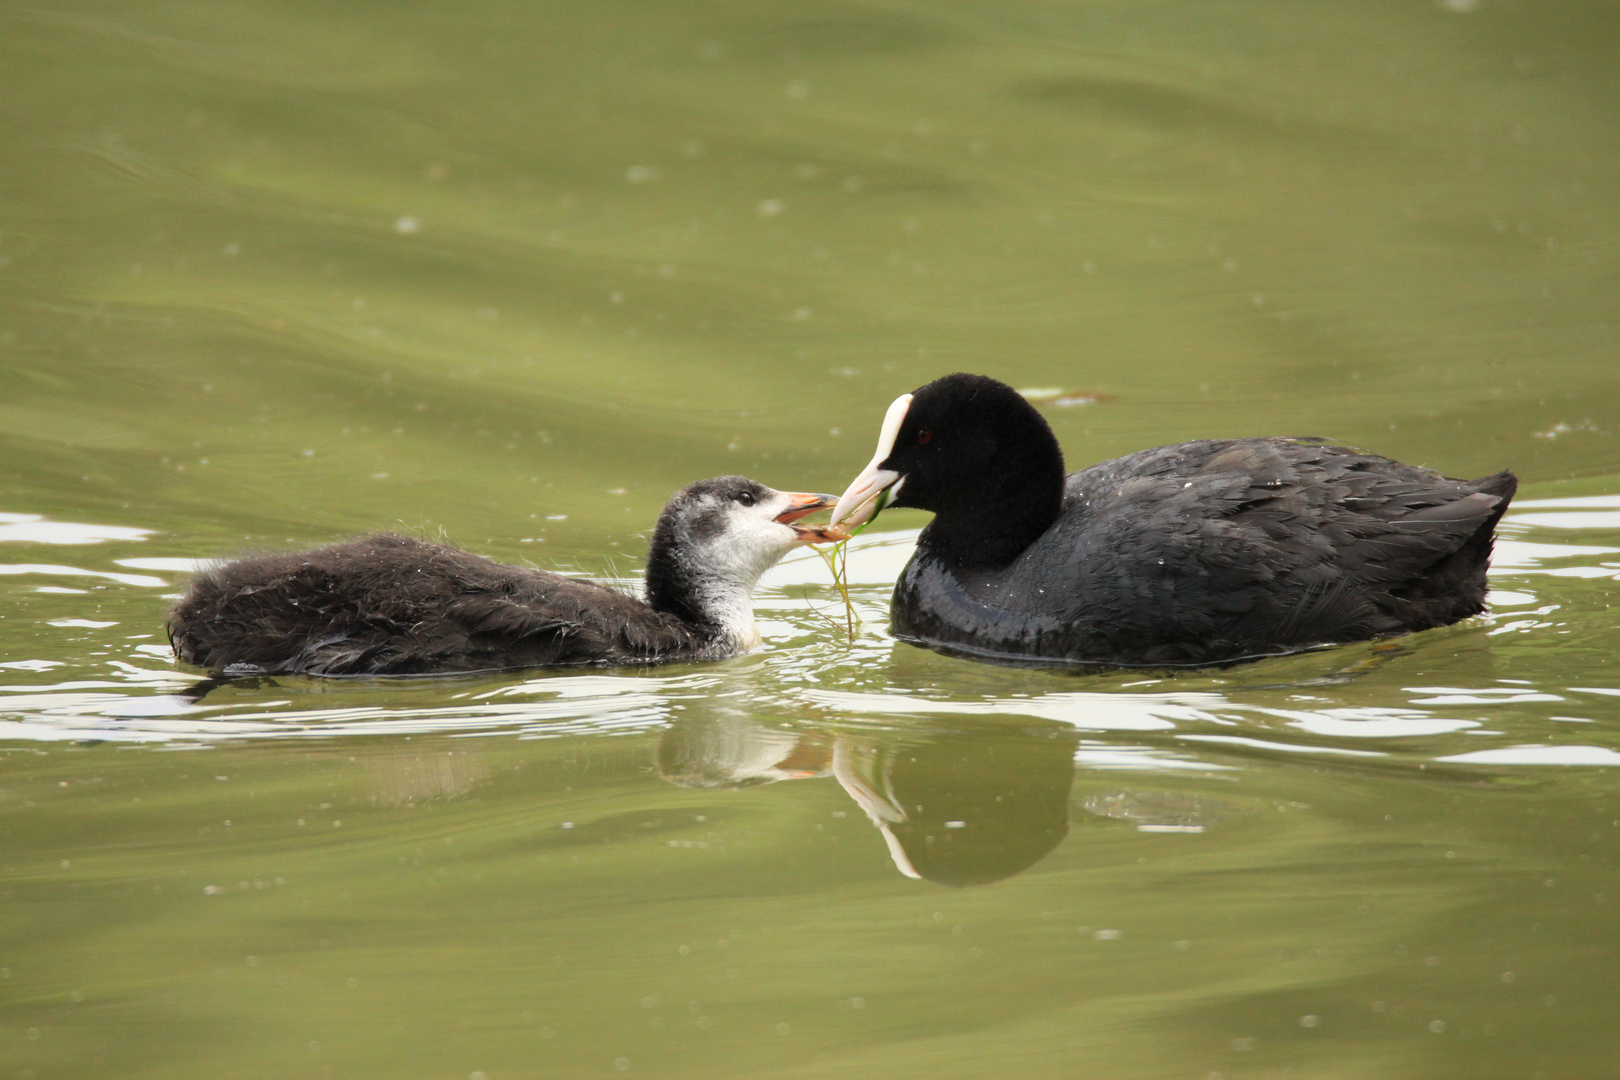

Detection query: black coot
xmin=831 ymin=373 xmax=1517 ymax=666
xmin=168 ymin=477 xmax=838 ymax=676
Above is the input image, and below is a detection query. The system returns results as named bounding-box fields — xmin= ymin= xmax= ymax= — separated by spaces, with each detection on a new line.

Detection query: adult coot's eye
xmin=737 ymin=491 xmax=755 ymax=507
xmin=917 ymin=429 xmax=932 ymax=444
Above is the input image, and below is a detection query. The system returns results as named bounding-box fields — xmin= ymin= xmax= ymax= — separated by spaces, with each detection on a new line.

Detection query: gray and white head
xmin=644 ymin=476 xmax=841 ymax=651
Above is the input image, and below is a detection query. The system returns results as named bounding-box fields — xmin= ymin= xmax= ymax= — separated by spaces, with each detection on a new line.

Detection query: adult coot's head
xmin=644 ymin=476 xmax=839 ymax=639
xmin=831 ymin=374 xmax=1066 ymax=568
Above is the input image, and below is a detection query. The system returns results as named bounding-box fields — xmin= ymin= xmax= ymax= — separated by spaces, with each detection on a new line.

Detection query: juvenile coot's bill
xmin=168 ymin=477 xmax=841 ymax=676
xmin=832 ymin=373 xmax=1516 ymax=668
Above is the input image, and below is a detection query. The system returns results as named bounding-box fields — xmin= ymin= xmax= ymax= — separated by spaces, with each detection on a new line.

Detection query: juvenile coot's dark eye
xmin=917 ymin=429 xmax=932 ymax=444
xmin=737 ymin=491 xmax=755 ymax=507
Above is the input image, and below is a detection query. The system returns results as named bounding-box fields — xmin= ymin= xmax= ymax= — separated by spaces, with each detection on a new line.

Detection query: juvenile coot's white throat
xmin=168 ymin=477 xmax=840 ymax=676
xmin=833 ymin=373 xmax=1517 ymax=667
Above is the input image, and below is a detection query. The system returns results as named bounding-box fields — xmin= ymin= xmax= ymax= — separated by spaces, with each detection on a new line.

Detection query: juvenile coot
xmin=832 ymin=373 xmax=1517 ymax=666
xmin=168 ymin=477 xmax=840 ymax=676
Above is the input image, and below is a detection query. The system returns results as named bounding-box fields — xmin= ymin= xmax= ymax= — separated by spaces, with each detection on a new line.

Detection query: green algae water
xmin=3 ymin=2 xmax=1619 ymax=1077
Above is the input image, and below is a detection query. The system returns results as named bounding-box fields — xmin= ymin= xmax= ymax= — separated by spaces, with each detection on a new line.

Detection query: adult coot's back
xmin=169 ymin=477 xmax=839 ymax=676
xmin=831 ymin=373 xmax=1516 ymax=667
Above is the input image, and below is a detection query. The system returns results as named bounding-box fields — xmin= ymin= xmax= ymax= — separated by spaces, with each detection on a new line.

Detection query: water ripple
xmin=0 ymin=499 xmax=1614 ymax=774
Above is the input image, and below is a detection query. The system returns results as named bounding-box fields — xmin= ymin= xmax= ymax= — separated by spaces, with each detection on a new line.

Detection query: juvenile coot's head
xmin=831 ymin=374 xmax=1065 ymax=567
xmin=658 ymin=475 xmax=839 ymax=575
xmin=645 ymin=476 xmax=839 ymax=645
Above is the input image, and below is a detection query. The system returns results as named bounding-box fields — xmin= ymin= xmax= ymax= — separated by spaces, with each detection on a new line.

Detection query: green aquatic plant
xmin=810 ymin=488 xmax=889 ymax=638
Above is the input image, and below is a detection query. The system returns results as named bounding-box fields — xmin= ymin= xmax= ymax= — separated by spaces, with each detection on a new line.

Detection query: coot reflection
xmin=659 ymin=710 xmax=1078 ymax=886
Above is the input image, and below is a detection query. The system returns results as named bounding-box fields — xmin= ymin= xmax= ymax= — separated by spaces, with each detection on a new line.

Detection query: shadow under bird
xmin=167 ymin=477 xmax=841 ymax=676
xmin=832 ymin=373 xmax=1517 ymax=667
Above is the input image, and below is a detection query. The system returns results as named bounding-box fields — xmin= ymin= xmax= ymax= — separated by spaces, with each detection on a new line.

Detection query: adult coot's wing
xmin=1055 ymin=439 xmax=1513 ymax=660
xmin=1191 ymin=441 xmax=1514 ymax=633
xmin=1223 ymin=442 xmax=1514 ymax=636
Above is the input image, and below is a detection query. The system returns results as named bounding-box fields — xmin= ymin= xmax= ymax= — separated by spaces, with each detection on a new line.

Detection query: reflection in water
xmin=1081 ymin=790 xmax=1226 ymax=833
xmin=361 ymin=744 xmax=492 ymax=805
xmin=656 ymin=708 xmax=829 ymax=788
xmin=0 ymin=512 xmax=152 ymax=545
xmin=830 ymin=728 xmax=1075 ymax=886
xmin=659 ymin=709 xmax=1077 ymax=886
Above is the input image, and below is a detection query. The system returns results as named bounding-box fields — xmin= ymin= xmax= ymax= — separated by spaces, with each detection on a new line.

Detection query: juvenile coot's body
xmin=168 ymin=477 xmax=838 ymax=676
xmin=832 ymin=374 xmax=1517 ymax=667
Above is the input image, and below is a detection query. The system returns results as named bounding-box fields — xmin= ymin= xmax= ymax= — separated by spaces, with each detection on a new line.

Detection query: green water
xmin=3 ymin=1 xmax=1619 ymax=1076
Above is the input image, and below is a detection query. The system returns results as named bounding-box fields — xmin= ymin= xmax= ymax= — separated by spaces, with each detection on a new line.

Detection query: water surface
xmin=3 ymin=2 xmax=1618 ymax=1077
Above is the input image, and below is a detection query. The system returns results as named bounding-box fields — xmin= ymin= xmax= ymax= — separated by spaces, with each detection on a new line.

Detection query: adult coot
xmin=168 ymin=477 xmax=841 ymax=676
xmin=831 ymin=373 xmax=1517 ymax=666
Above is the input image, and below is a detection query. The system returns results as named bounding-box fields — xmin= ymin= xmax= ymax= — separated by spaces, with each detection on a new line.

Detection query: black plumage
xmin=168 ymin=477 xmax=836 ymax=676
xmin=833 ymin=374 xmax=1517 ymax=667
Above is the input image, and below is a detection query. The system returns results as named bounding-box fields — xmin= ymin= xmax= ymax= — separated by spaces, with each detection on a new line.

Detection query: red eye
xmin=916 ymin=429 xmax=932 ymax=444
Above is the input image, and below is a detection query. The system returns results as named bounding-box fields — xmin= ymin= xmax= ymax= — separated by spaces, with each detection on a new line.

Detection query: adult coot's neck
xmin=890 ymin=374 xmax=1067 ymax=572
